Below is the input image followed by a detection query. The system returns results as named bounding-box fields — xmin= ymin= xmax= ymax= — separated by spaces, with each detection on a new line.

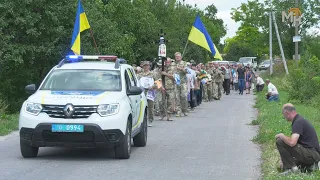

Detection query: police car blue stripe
xmin=51 ymin=91 xmax=104 ymax=96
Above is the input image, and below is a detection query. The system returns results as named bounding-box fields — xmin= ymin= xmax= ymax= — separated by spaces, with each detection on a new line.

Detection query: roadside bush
xmin=262 ymin=56 xmax=320 ymax=106
xmin=0 ymin=96 xmax=8 ymax=115
xmin=261 ymin=60 xmax=294 ymax=91
xmin=287 ymin=55 xmax=320 ymax=104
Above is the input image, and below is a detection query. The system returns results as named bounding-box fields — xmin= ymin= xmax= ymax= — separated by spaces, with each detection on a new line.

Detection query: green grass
xmin=0 ymin=113 xmax=19 ymax=136
xmin=253 ymin=78 xmax=320 ymax=179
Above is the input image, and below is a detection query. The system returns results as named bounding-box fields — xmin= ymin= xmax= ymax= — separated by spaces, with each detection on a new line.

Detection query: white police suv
xmin=19 ymin=55 xmax=148 ymax=159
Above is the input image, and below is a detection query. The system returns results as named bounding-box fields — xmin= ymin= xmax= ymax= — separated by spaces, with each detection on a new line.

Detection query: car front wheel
xmin=133 ymin=112 xmax=147 ymax=147
xmin=20 ymin=140 xmax=38 ymax=158
xmin=115 ymin=121 xmax=131 ymax=159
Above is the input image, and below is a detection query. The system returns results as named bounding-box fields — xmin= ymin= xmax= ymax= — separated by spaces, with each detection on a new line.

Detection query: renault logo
xmin=64 ymin=104 xmax=74 ymax=118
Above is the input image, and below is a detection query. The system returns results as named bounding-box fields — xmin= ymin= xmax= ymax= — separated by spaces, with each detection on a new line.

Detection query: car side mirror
xmin=127 ymin=86 xmax=143 ymax=96
xmin=25 ymin=84 xmax=37 ymax=94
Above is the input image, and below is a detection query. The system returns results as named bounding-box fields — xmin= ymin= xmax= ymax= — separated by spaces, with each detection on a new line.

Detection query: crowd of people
xmin=133 ymin=52 xmax=320 ymax=176
xmin=132 ymin=52 xmax=278 ymax=127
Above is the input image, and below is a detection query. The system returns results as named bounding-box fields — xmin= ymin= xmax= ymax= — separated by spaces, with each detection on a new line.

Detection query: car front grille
xmin=42 ymin=105 xmax=98 ymax=118
xmin=42 ymin=130 xmax=94 ymax=142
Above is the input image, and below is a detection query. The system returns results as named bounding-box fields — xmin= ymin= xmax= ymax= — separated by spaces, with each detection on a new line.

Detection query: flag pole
xmin=81 ymin=0 xmax=99 ymax=54
xmin=182 ymin=40 xmax=189 ymax=58
xmin=90 ymin=28 xmax=100 ymax=54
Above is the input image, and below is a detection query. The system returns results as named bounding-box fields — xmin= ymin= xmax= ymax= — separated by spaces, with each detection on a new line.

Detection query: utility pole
xmin=269 ymin=0 xmax=273 ymax=75
xmin=272 ymin=11 xmax=289 ymax=75
xmin=294 ymin=0 xmax=299 ymax=66
xmin=158 ymin=29 xmax=166 ymax=88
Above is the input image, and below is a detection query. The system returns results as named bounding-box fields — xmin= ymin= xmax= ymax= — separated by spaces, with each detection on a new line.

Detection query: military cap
xmin=141 ymin=61 xmax=150 ymax=66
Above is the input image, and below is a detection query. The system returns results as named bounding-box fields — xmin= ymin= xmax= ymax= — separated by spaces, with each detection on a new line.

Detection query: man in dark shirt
xmin=236 ymin=64 xmax=245 ymax=95
xmin=275 ymin=103 xmax=320 ymax=175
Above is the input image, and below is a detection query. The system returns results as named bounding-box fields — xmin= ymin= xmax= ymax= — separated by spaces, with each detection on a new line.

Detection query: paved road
xmin=0 ymin=93 xmax=261 ymax=180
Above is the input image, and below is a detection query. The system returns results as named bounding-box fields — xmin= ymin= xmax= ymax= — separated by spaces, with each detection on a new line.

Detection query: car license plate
xmin=51 ymin=124 xmax=84 ymax=132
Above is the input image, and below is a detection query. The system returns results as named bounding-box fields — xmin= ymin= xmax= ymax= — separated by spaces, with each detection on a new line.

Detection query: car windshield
xmin=264 ymin=61 xmax=270 ymax=64
xmin=239 ymin=58 xmax=251 ymax=63
xmin=40 ymin=69 xmax=122 ymax=91
xmin=218 ymin=61 xmax=228 ymax=65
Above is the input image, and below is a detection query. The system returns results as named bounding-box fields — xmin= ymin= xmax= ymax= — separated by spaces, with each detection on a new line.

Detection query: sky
xmin=184 ymin=0 xmax=260 ymax=43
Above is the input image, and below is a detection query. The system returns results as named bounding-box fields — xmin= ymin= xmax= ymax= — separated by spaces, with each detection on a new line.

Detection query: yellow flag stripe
xmin=188 ymin=26 xmax=212 ymax=53
xmin=80 ymin=13 xmax=90 ymax=32
xmin=71 ymin=33 xmax=81 ymax=55
xmin=213 ymin=45 xmax=223 ymax=60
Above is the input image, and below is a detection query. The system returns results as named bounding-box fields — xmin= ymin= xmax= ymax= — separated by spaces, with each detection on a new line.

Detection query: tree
xmin=230 ymin=0 xmax=320 ymax=60
xmin=0 ymin=0 xmax=226 ymax=112
xmin=223 ymin=25 xmax=267 ymax=61
xmin=223 ymin=37 xmax=256 ymax=61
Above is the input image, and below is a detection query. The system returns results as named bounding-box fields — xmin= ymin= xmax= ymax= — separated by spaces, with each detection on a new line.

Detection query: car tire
xmin=133 ymin=112 xmax=147 ymax=147
xmin=20 ymin=140 xmax=38 ymax=158
xmin=115 ymin=121 xmax=131 ymax=159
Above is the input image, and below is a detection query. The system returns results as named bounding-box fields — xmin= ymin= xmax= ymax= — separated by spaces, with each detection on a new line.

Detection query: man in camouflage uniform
xmin=209 ymin=61 xmax=215 ymax=100
xmin=152 ymin=60 xmax=163 ymax=117
xmin=206 ymin=63 xmax=213 ymax=101
xmin=174 ymin=52 xmax=188 ymax=117
xmin=217 ymin=62 xmax=225 ymax=99
xmin=137 ymin=61 xmax=157 ymax=127
xmin=201 ymin=63 xmax=208 ymax=102
xmin=212 ymin=62 xmax=222 ymax=100
xmin=160 ymin=58 xmax=176 ymax=121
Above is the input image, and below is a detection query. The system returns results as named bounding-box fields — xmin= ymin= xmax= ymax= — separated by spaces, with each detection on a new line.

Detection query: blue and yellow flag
xmin=188 ymin=15 xmax=222 ymax=60
xmin=70 ymin=0 xmax=90 ymax=55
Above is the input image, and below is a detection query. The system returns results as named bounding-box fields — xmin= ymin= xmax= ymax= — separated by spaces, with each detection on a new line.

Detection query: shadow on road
xmin=19 ymin=145 xmax=139 ymax=161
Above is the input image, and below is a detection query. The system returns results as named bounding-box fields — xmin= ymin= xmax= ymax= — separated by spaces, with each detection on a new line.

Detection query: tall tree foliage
xmin=225 ymin=0 xmax=320 ymax=61
xmin=0 ymin=0 xmax=226 ymax=112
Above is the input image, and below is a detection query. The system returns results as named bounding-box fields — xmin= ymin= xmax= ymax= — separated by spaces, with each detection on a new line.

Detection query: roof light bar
xmin=57 ymin=55 xmax=124 ymax=68
xmin=98 ymin=55 xmax=117 ymax=60
xmin=66 ymin=55 xmax=83 ymax=60
xmin=65 ymin=55 xmax=117 ymax=60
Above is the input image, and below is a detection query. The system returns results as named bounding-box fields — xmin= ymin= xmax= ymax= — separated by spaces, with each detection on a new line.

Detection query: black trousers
xmin=276 ymin=138 xmax=320 ymax=170
xmin=189 ymin=89 xmax=196 ymax=108
xmin=234 ymin=82 xmax=239 ymax=91
xmin=223 ymin=79 xmax=231 ymax=94
xmin=256 ymin=84 xmax=264 ymax=92
xmin=199 ymin=84 xmax=203 ymax=104
xmin=195 ymin=89 xmax=201 ymax=105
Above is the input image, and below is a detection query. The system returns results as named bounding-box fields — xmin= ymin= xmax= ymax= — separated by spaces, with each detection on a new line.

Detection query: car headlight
xmin=97 ymin=104 xmax=119 ymax=116
xmin=25 ymin=102 xmax=43 ymax=116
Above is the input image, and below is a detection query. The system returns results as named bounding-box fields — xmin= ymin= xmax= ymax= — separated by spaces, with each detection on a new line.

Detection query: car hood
xmin=27 ymin=90 xmax=124 ymax=105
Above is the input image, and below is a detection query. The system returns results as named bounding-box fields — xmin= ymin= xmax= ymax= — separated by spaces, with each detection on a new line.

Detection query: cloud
xmin=216 ymin=10 xmax=240 ymax=42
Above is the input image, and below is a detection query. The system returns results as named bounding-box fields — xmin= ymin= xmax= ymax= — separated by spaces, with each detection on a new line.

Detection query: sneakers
xmin=279 ymin=166 xmax=299 ymax=176
xmin=306 ymin=161 xmax=320 ymax=172
xmin=148 ymin=121 xmax=153 ymax=127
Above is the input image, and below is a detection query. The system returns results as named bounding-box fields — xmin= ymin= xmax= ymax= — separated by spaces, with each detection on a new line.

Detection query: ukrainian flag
xmin=188 ymin=15 xmax=222 ymax=60
xmin=70 ymin=0 xmax=90 ymax=55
